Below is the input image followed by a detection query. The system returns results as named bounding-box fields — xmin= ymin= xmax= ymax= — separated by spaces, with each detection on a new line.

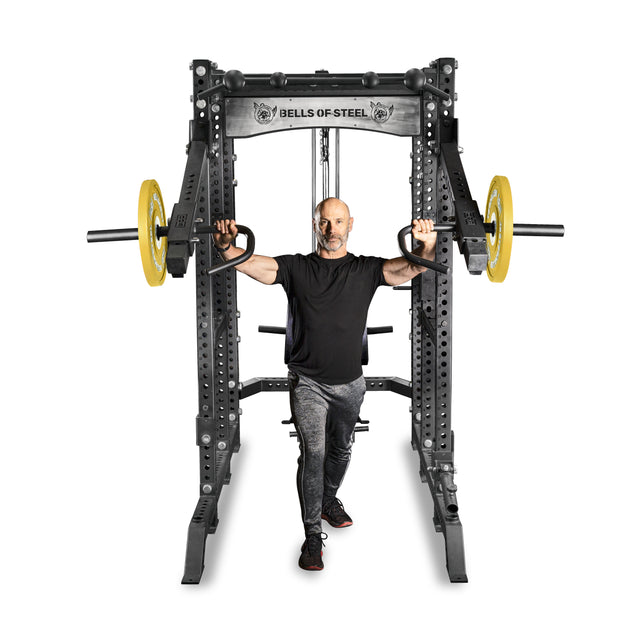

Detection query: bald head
xmin=314 ymin=197 xmax=351 ymax=223
xmin=313 ymin=197 xmax=353 ymax=257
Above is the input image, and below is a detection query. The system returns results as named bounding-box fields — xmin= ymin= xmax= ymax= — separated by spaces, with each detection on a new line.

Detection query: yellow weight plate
xmin=484 ymin=175 xmax=513 ymax=283
xmin=138 ymin=179 xmax=167 ymax=286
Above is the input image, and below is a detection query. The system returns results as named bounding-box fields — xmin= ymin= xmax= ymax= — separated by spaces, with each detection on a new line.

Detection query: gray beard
xmin=316 ymin=232 xmax=347 ymax=252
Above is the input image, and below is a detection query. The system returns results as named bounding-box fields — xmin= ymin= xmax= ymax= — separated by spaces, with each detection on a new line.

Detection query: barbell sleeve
xmin=86 ymin=228 xmax=139 ymax=243
xmin=431 ymin=222 xmax=564 ymax=236
xmin=512 ymin=224 xmax=564 ymax=237
xmin=86 ymin=225 xmax=170 ymax=243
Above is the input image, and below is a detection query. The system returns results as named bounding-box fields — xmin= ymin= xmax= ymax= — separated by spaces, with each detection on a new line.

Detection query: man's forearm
xmin=217 ymin=245 xmax=245 ymax=261
xmin=214 ymin=243 xmax=279 ymax=284
xmin=409 ymin=241 xmax=436 ymax=272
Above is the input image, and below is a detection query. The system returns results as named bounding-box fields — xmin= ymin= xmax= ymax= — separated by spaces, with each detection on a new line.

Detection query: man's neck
xmin=316 ymin=246 xmax=348 ymax=259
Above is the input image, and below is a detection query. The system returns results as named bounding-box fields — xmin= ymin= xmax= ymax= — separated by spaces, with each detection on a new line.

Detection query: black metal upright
xmin=408 ymin=59 xmax=467 ymax=582
xmin=183 ymin=60 xmax=241 ymax=584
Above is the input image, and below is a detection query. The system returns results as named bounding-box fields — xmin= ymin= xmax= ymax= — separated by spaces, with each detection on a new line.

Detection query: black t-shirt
xmin=273 ymin=252 xmax=389 ymax=384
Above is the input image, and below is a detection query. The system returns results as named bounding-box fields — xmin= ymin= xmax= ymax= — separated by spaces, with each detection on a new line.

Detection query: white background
xmin=1 ymin=1 xmax=638 ymax=638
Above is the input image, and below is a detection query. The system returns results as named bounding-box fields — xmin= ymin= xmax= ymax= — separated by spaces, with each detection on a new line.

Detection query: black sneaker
xmin=321 ymin=497 xmax=353 ymax=528
xmin=299 ymin=532 xmax=327 ymax=571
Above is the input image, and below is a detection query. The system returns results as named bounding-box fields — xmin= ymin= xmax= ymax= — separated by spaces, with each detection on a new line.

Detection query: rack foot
xmin=181 ymin=497 xmax=218 ymax=584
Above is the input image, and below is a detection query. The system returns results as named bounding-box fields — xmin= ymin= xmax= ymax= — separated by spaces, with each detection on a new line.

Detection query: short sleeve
xmin=273 ymin=254 xmax=294 ymax=290
xmin=375 ymin=257 xmax=391 ymax=287
xmin=361 ymin=255 xmax=390 ymax=289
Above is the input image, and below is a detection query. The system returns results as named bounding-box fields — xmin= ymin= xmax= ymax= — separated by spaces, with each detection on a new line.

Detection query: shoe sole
xmin=321 ymin=514 xmax=353 ymax=528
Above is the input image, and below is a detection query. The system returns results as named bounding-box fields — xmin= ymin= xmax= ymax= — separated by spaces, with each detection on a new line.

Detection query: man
xmin=213 ymin=198 xmax=436 ymax=570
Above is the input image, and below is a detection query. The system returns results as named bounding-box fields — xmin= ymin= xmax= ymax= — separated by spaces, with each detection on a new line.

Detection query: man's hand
xmin=211 ymin=218 xmax=279 ymax=285
xmin=412 ymin=218 xmax=436 ymax=254
xmin=213 ymin=219 xmax=238 ymax=248
xmin=382 ymin=218 xmax=438 ymax=286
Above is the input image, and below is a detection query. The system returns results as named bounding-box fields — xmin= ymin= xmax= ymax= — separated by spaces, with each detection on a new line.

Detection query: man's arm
xmin=213 ymin=219 xmax=279 ymax=285
xmin=382 ymin=218 xmax=437 ymax=286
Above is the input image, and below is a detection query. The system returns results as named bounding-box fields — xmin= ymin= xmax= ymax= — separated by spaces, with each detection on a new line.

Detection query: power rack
xmin=87 ymin=58 xmax=564 ymax=584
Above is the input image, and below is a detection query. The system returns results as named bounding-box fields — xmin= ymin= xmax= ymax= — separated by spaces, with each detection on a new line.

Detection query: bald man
xmin=214 ymin=198 xmax=436 ymax=571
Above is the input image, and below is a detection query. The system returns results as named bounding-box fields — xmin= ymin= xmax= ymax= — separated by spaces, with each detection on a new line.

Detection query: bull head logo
xmin=370 ymin=101 xmax=394 ymax=123
xmin=253 ymin=102 xmax=277 ymax=125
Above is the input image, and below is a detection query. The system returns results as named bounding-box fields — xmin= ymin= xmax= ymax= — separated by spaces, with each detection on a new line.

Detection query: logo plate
xmin=225 ymin=97 xmax=421 ymax=137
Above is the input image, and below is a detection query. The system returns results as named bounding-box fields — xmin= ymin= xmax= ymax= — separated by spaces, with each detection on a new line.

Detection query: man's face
xmin=314 ymin=204 xmax=353 ymax=252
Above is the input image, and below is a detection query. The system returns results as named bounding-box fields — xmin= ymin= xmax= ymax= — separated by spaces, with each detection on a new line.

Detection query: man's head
xmin=313 ymin=197 xmax=353 ymax=255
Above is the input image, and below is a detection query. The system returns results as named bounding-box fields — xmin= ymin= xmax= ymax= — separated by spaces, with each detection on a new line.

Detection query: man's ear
xmin=348 ymin=217 xmax=354 ymax=232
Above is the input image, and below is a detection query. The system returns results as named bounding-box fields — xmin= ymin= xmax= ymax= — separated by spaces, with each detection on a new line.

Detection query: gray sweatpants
xmin=288 ymin=371 xmax=367 ymax=536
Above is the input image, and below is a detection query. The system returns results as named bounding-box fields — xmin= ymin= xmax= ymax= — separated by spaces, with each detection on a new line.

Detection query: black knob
xmin=270 ymin=72 xmax=287 ymax=88
xmin=404 ymin=68 xmax=426 ymax=91
xmin=362 ymin=71 xmax=379 ymax=88
xmin=224 ymin=69 xmax=245 ymax=91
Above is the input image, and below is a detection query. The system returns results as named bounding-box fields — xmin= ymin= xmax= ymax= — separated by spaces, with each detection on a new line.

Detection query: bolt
xmin=443 ymin=64 xmax=453 ymax=75
xmin=217 ymin=442 xmax=227 ymax=451
xmin=239 ymin=408 xmax=243 ymax=415
xmin=441 ymin=320 xmax=448 ymax=327
xmin=454 ymin=93 xmax=458 ymax=101
xmin=458 ymin=146 xmax=464 ymax=154
xmin=424 ymin=439 xmax=433 ymax=448
xmin=200 ymin=322 xmax=208 ymax=329
xmin=201 ymin=434 xmax=211 ymax=445
xmin=442 ymin=464 xmax=450 ymax=472
xmin=426 ymin=102 xmax=436 ymax=111
xmin=202 ymin=405 xmax=209 ymax=411
xmin=211 ymin=103 xmax=221 ymax=113
xmin=228 ymin=380 xmax=236 ymax=389
xmin=232 ymin=154 xmax=237 ymax=161
xmin=229 ymin=413 xmax=237 ymax=422
xmin=195 ymin=99 xmax=206 ymax=110
xmin=237 ymin=382 xmax=243 ymax=391
xmin=236 ymin=311 xmax=241 ymax=318
xmin=195 ymin=65 xmax=207 ymax=77
xmin=237 ymin=336 xmax=241 ymax=342
xmin=195 ymin=218 xmax=204 ymax=224
xmin=202 ymin=484 xmax=212 ymax=494
xmin=232 ymin=179 xmax=238 ymax=187
xmin=443 ymin=98 xmax=452 ymax=108
xmin=455 ymin=60 xmax=459 ymax=69
xmin=415 ymin=412 xmax=422 ymax=422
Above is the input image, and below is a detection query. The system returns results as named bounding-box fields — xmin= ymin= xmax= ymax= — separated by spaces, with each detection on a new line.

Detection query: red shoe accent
xmin=322 ymin=514 xmax=353 ymax=527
